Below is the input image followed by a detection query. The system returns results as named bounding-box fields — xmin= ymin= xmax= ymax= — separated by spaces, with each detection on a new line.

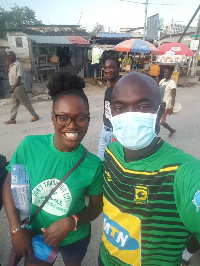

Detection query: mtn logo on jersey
xmin=103 ymin=213 xmax=139 ymax=250
xmin=134 ymin=185 xmax=148 ymax=204
xmin=102 ymin=197 xmax=141 ymax=265
xmin=192 ymin=190 xmax=200 ymax=212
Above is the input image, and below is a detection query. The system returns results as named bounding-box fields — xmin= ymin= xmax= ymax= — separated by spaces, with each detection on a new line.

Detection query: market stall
xmin=113 ymin=38 xmax=159 ymax=74
xmin=154 ymin=42 xmax=195 ymax=83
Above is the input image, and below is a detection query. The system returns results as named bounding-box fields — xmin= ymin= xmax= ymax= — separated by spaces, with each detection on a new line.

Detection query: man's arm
xmin=9 ymin=76 xmax=21 ymax=93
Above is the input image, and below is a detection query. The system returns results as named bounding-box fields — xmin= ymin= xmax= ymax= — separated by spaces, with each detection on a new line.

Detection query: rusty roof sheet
xmin=27 ymin=35 xmax=90 ymax=45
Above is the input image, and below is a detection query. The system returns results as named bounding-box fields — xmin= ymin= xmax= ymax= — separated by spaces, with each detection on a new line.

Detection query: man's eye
xmin=138 ymin=105 xmax=151 ymax=111
xmin=114 ymin=107 xmax=126 ymax=113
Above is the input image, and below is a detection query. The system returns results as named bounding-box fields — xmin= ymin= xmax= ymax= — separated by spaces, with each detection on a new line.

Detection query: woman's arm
xmin=3 ymin=172 xmax=34 ymax=257
xmin=169 ymin=88 xmax=176 ymax=115
xmin=41 ymin=193 xmax=103 ymax=247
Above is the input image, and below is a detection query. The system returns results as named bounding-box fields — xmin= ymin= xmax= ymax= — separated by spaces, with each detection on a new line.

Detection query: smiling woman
xmin=3 ymin=71 xmax=103 ymax=266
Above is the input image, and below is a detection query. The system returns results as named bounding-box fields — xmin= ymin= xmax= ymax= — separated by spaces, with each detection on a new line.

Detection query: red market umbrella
xmin=114 ymin=39 xmax=159 ymax=54
xmin=158 ymin=42 xmax=194 ymax=56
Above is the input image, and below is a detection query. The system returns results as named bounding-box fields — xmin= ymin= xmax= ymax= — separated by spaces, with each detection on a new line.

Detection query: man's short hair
xmin=106 ymin=58 xmax=120 ymax=68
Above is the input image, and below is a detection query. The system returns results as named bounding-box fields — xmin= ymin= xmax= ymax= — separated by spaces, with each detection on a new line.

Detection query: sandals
xmin=30 ymin=115 xmax=39 ymax=122
xmin=4 ymin=120 xmax=16 ymax=124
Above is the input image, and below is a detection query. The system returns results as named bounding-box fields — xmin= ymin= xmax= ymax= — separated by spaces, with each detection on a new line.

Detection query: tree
xmin=0 ymin=5 xmax=43 ymax=38
xmin=90 ymin=23 xmax=105 ymax=37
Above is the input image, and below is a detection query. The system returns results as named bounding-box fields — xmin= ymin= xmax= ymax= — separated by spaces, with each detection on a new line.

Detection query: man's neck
xmin=123 ymin=137 xmax=162 ymax=162
xmin=109 ymin=76 xmax=120 ymax=87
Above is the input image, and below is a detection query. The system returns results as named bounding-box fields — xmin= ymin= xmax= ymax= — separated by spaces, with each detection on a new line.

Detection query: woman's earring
xmin=51 ymin=122 xmax=53 ymax=125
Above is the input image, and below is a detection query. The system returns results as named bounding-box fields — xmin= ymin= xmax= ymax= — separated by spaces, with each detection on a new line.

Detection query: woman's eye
xmin=59 ymin=116 xmax=69 ymax=121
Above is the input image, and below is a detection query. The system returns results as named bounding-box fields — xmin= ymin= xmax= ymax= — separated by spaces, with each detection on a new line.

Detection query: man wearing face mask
xmin=99 ymin=72 xmax=200 ymax=266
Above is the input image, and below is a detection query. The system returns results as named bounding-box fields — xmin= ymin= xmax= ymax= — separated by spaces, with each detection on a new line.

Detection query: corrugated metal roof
xmin=27 ymin=35 xmax=90 ymax=45
xmin=27 ymin=35 xmax=71 ymax=44
xmin=98 ymin=33 xmax=132 ymax=38
xmin=67 ymin=36 xmax=90 ymax=45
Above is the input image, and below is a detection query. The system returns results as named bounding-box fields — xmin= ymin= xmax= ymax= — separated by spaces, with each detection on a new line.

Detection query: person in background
xmin=4 ymin=51 xmax=39 ymax=125
xmin=3 ymin=71 xmax=103 ymax=265
xmin=159 ymin=66 xmax=176 ymax=137
xmin=97 ymin=58 xmax=120 ymax=161
xmin=99 ymin=72 xmax=200 ymax=266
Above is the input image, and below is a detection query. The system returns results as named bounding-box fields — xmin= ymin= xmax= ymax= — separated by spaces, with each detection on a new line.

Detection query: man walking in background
xmin=97 ymin=58 xmax=120 ymax=160
xmin=4 ymin=51 xmax=39 ymax=124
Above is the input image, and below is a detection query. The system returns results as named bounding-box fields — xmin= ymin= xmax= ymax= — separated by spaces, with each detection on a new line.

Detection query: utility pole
xmin=143 ymin=0 xmax=148 ymax=40
xmin=178 ymin=4 xmax=200 ymax=43
xmin=188 ymin=15 xmax=200 ymax=77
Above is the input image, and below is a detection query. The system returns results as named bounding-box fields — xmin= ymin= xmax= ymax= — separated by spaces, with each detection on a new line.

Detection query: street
xmin=0 ymin=78 xmax=200 ymax=265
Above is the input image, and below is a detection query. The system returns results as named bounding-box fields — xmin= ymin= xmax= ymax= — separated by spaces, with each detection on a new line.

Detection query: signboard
xmin=190 ymin=34 xmax=200 ymax=38
xmin=146 ymin=14 xmax=159 ymax=41
xmin=190 ymin=40 xmax=199 ymax=51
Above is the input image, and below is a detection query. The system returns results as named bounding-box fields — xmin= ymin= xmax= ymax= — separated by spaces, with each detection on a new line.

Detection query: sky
xmin=1 ymin=0 xmax=199 ymax=32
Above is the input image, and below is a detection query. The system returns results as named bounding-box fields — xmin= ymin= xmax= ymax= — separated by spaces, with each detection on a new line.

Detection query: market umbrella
xmin=113 ymin=39 xmax=159 ymax=54
xmin=158 ymin=42 xmax=194 ymax=56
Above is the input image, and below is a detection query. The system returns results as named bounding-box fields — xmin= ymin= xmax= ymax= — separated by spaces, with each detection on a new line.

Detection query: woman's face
xmin=52 ymin=94 xmax=89 ymax=152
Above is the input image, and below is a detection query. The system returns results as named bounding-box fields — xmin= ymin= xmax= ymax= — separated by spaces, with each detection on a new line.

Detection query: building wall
xmin=7 ymin=32 xmax=29 ymax=58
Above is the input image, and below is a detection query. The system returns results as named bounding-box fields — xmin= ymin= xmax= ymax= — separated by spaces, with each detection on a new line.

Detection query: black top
xmin=103 ymin=86 xmax=113 ymax=128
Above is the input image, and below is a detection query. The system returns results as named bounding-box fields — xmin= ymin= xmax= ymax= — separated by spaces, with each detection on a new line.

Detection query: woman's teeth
xmin=65 ymin=133 xmax=79 ymax=138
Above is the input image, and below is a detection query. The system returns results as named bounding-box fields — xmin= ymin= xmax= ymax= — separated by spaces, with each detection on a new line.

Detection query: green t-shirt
xmin=100 ymin=140 xmax=200 ymax=266
xmin=7 ymin=134 xmax=103 ymax=246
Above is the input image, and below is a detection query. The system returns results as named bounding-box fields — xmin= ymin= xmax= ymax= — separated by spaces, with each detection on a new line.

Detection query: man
xmin=99 ymin=72 xmax=200 ymax=266
xmin=4 ymin=51 xmax=39 ymax=124
xmin=97 ymin=58 xmax=120 ymax=160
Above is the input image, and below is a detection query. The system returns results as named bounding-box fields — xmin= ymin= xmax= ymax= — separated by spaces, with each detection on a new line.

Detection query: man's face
xmin=104 ymin=59 xmax=119 ymax=81
xmin=7 ymin=52 xmax=16 ymax=63
xmin=111 ymin=73 xmax=160 ymax=117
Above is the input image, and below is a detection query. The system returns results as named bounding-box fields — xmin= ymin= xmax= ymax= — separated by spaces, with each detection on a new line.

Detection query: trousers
xmin=10 ymin=84 xmax=37 ymax=120
xmin=97 ymin=125 xmax=114 ymax=161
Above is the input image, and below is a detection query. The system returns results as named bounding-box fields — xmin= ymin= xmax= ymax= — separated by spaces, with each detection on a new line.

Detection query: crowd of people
xmin=0 ymin=52 xmax=200 ymax=266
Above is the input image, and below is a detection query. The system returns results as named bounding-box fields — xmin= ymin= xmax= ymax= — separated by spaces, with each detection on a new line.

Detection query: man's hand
xmin=11 ymin=228 xmax=34 ymax=258
xmin=8 ymin=86 xmax=15 ymax=93
xmin=41 ymin=217 xmax=75 ymax=247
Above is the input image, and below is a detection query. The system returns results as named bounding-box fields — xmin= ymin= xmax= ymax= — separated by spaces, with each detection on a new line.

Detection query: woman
xmin=3 ymin=72 xmax=103 ymax=266
xmin=159 ymin=67 xmax=176 ymax=138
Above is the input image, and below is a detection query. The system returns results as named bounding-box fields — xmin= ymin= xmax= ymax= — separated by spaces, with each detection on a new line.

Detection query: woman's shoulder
xmin=83 ymin=147 xmax=102 ymax=166
xmin=23 ymin=134 xmax=52 ymax=145
xmin=169 ymin=79 xmax=176 ymax=88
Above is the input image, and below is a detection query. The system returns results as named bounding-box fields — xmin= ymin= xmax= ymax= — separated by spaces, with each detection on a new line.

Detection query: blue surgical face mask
xmin=110 ymin=111 xmax=158 ymax=150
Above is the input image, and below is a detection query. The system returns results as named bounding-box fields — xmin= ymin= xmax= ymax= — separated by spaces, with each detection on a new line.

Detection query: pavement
xmin=0 ymin=74 xmax=200 ymax=265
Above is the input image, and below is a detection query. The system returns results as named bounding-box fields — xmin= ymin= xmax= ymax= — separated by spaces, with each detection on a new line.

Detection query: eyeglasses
xmin=53 ymin=111 xmax=90 ymax=128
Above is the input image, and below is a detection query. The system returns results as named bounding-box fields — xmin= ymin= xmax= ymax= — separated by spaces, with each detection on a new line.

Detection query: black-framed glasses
xmin=53 ymin=111 xmax=90 ymax=128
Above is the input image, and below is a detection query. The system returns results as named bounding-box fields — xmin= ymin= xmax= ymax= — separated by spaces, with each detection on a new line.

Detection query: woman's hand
xmin=168 ymin=107 xmax=174 ymax=115
xmin=41 ymin=217 xmax=75 ymax=247
xmin=11 ymin=228 xmax=34 ymax=258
